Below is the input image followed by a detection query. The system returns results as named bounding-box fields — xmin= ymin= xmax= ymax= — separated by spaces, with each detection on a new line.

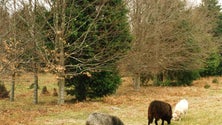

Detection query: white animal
xmin=172 ymin=99 xmax=188 ymax=121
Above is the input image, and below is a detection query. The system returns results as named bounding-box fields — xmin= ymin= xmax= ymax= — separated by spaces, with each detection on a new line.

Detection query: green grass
xmin=1 ymin=74 xmax=222 ymax=125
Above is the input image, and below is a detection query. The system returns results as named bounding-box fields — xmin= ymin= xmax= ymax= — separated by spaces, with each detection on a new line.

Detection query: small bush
xmin=52 ymin=88 xmax=58 ymax=96
xmin=212 ymin=78 xmax=218 ymax=84
xmin=41 ymin=86 xmax=50 ymax=95
xmin=204 ymin=84 xmax=211 ymax=89
xmin=0 ymin=82 xmax=9 ymax=98
xmin=175 ymin=70 xmax=200 ymax=86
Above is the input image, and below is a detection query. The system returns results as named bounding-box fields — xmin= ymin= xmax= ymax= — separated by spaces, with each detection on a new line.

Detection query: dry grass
xmin=1 ymin=74 xmax=222 ymax=125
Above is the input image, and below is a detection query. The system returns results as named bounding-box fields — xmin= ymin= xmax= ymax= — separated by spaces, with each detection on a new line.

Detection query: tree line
xmin=0 ymin=0 xmax=222 ymax=104
xmin=120 ymin=0 xmax=222 ymax=89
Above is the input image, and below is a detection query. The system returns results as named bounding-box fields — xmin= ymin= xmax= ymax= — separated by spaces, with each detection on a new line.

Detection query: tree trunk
xmin=10 ymin=72 xmax=15 ymax=102
xmin=55 ymin=0 xmax=66 ymax=104
xmin=133 ymin=73 xmax=141 ymax=91
xmin=57 ymin=31 xmax=65 ymax=104
xmin=58 ymin=76 xmax=65 ymax=104
xmin=33 ymin=64 xmax=38 ymax=104
xmin=162 ymin=71 xmax=167 ymax=83
xmin=10 ymin=0 xmax=16 ymax=102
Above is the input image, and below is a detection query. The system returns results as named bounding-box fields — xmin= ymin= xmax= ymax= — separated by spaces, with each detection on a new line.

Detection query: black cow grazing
xmin=86 ymin=112 xmax=124 ymax=125
xmin=148 ymin=100 xmax=172 ymax=125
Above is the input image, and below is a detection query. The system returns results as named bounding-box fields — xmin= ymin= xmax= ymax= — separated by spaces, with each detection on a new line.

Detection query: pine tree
xmin=64 ymin=0 xmax=131 ymax=73
xmin=65 ymin=0 xmax=131 ymax=101
xmin=44 ymin=0 xmax=131 ymax=102
xmin=199 ymin=0 xmax=222 ymax=76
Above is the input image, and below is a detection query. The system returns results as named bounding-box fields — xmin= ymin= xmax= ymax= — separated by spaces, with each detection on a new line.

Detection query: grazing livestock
xmin=172 ymin=99 xmax=188 ymax=121
xmin=148 ymin=100 xmax=172 ymax=125
xmin=86 ymin=112 xmax=124 ymax=125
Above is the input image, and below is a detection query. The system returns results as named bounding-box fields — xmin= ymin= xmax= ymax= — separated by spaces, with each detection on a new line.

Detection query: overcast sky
xmin=188 ymin=0 xmax=222 ymax=6
xmin=4 ymin=0 xmax=222 ymax=14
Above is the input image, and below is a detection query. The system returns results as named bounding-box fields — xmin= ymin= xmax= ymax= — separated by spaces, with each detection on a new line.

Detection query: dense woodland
xmin=1 ymin=0 xmax=222 ymax=104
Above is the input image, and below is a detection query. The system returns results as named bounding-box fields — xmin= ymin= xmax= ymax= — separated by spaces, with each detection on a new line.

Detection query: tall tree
xmin=55 ymin=0 xmax=66 ymax=104
xmin=43 ymin=0 xmax=131 ymax=103
xmin=0 ymin=0 xmax=23 ymax=102
xmin=8 ymin=0 xmax=42 ymax=102
xmin=14 ymin=1 xmax=50 ymax=104
xmin=199 ymin=0 xmax=222 ymax=76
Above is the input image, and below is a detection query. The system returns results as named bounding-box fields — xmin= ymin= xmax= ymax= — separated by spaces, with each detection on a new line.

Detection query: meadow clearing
xmin=1 ymin=73 xmax=222 ymax=125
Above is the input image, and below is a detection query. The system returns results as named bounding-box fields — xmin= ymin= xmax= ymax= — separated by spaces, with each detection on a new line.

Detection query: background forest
xmin=0 ymin=0 xmax=222 ymax=106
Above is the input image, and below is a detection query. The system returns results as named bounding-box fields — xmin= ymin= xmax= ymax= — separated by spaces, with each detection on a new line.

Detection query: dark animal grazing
xmin=148 ymin=100 xmax=172 ymax=125
xmin=86 ymin=112 xmax=124 ymax=125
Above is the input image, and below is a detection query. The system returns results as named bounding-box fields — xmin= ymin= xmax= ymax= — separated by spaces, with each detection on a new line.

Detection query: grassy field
xmin=1 ymin=73 xmax=222 ymax=125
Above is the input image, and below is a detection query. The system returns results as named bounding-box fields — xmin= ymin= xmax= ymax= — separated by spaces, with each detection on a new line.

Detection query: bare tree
xmin=53 ymin=0 xmax=66 ymax=104
xmin=14 ymin=0 xmax=50 ymax=104
xmin=27 ymin=0 xmax=39 ymax=104
xmin=121 ymin=0 xmax=218 ymax=88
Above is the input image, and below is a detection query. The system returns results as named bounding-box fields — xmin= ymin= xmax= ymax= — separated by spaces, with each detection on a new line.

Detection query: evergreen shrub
xmin=66 ymin=71 xmax=121 ymax=101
